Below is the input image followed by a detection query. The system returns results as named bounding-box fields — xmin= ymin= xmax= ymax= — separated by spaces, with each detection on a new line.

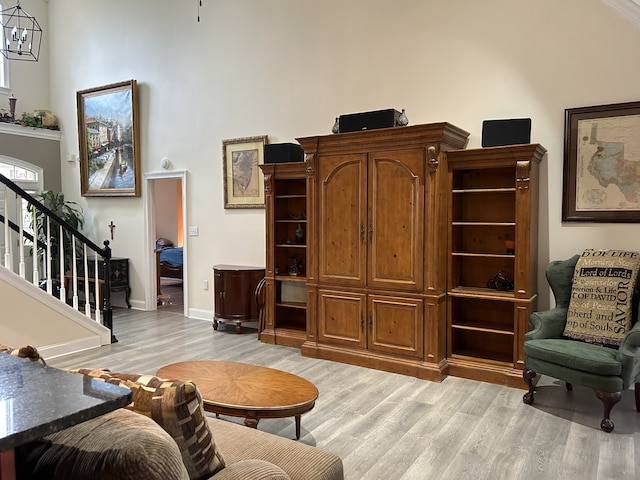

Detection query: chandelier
xmin=0 ymin=1 xmax=42 ymax=62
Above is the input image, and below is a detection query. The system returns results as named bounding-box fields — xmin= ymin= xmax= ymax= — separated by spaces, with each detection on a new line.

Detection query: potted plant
xmin=28 ymin=190 xmax=84 ymax=291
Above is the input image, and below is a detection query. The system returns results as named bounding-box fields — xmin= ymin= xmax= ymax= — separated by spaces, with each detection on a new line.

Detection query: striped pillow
xmin=72 ymin=369 xmax=225 ymax=480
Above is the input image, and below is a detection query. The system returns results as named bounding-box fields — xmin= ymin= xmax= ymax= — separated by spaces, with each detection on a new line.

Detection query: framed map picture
xmin=563 ymin=101 xmax=640 ymax=222
xmin=222 ymin=135 xmax=267 ymax=209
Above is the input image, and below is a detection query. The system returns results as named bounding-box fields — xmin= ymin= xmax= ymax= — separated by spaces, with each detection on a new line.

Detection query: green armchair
xmin=522 ymin=254 xmax=640 ymax=432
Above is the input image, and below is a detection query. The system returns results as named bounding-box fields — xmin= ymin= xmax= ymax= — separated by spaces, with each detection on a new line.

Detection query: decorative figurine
xmin=289 ymin=256 xmax=303 ymax=276
xmin=487 ymin=271 xmax=514 ymax=291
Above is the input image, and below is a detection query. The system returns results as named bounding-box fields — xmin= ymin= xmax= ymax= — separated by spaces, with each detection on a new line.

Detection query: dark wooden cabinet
xmin=66 ymin=256 xmax=130 ymax=308
xmin=446 ymin=144 xmax=545 ymax=387
xmin=108 ymin=258 xmax=131 ymax=308
xmin=298 ymin=123 xmax=469 ymax=381
xmin=213 ymin=265 xmax=265 ymax=334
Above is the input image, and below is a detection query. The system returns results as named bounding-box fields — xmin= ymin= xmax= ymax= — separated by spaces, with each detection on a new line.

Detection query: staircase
xmin=0 ymin=174 xmax=117 ymax=358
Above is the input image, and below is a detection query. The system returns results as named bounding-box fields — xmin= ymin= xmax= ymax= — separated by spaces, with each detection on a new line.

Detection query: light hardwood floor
xmin=48 ymin=304 xmax=639 ymax=480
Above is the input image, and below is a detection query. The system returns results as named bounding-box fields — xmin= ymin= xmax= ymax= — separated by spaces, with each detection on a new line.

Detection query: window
xmin=0 ymin=156 xmax=43 ymax=238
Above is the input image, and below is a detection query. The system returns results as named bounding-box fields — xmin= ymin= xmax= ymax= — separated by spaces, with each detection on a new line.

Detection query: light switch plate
xmin=188 ymin=226 xmax=198 ymax=236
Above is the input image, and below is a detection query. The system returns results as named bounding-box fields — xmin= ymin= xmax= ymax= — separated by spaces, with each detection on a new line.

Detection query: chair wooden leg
xmin=595 ymin=390 xmax=621 ymax=433
xmin=635 ymin=383 xmax=640 ymax=412
xmin=522 ymin=368 xmax=536 ymax=404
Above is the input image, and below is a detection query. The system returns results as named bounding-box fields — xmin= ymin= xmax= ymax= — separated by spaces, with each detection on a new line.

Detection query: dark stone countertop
xmin=0 ymin=354 xmax=132 ymax=451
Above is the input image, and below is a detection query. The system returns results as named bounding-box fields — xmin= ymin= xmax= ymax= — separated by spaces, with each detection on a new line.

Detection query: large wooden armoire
xmin=296 ymin=123 xmax=469 ymax=381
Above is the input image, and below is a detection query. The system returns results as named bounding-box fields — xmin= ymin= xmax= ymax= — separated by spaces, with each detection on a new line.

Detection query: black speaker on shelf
xmin=338 ymin=109 xmax=401 ymax=133
xmin=481 ymin=118 xmax=531 ymax=147
xmin=264 ymin=143 xmax=305 ymax=164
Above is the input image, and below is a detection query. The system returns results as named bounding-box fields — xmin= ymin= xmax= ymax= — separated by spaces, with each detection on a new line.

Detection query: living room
xmin=0 ymin=0 xmax=637 ymax=321
xmin=1 ymin=1 xmax=640 ymax=478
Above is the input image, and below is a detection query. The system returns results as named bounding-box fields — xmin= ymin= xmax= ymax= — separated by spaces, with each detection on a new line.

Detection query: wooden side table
xmin=213 ymin=265 xmax=265 ymax=333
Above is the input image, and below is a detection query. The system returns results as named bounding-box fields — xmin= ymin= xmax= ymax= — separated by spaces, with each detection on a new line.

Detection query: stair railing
xmin=0 ymin=174 xmax=117 ymax=342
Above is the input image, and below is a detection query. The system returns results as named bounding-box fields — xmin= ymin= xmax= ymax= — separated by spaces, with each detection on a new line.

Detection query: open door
xmin=144 ymin=171 xmax=188 ymax=316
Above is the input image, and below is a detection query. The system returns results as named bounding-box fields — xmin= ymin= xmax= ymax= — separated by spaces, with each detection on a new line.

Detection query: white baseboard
xmin=39 ymin=335 xmax=107 ymax=360
xmin=188 ymin=308 xmax=213 ymax=322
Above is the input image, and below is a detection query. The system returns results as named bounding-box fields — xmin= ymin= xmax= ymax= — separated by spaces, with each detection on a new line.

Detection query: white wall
xmin=5 ymin=0 xmax=640 ymax=315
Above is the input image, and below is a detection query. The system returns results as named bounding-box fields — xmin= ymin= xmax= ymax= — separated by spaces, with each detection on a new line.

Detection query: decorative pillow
xmin=71 ymin=369 xmax=225 ymax=480
xmin=564 ymin=249 xmax=640 ymax=346
xmin=0 ymin=344 xmax=46 ymax=364
xmin=15 ymin=408 xmax=190 ymax=480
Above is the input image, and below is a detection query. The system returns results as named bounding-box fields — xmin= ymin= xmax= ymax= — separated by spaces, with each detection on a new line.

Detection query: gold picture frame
xmin=77 ymin=80 xmax=140 ymax=197
xmin=222 ymin=135 xmax=268 ymax=209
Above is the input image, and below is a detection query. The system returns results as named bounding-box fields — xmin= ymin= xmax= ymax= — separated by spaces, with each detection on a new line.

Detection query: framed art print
xmin=222 ymin=135 xmax=267 ymax=209
xmin=77 ymin=80 xmax=140 ymax=197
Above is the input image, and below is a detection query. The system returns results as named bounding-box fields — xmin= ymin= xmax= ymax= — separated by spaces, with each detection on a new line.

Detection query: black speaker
xmin=481 ymin=118 xmax=531 ymax=147
xmin=338 ymin=109 xmax=401 ymax=133
xmin=264 ymin=143 xmax=305 ymax=164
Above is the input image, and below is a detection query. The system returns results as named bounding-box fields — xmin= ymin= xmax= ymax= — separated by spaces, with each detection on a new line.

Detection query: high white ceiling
xmin=603 ymin=0 xmax=640 ymax=28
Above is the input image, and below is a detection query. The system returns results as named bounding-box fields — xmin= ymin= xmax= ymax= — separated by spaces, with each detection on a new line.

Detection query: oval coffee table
xmin=156 ymin=360 xmax=318 ymax=440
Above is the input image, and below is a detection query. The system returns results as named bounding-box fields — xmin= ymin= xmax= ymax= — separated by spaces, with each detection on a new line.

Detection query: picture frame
xmin=222 ymin=135 xmax=268 ymax=209
xmin=77 ymin=80 xmax=140 ymax=197
xmin=562 ymin=101 xmax=640 ymax=222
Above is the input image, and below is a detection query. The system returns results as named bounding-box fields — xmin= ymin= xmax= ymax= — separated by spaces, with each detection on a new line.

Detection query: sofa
xmin=2 ymin=348 xmax=343 ymax=480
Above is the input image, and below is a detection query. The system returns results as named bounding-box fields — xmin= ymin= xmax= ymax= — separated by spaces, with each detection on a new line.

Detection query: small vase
xmin=295 ymin=223 xmax=304 ymax=244
xmin=331 ymin=117 xmax=340 ymax=134
xmin=398 ymin=109 xmax=408 ymax=127
xmin=8 ymin=95 xmax=17 ymax=122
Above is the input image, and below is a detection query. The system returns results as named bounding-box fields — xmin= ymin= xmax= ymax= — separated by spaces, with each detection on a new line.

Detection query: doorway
xmin=144 ymin=171 xmax=188 ymax=316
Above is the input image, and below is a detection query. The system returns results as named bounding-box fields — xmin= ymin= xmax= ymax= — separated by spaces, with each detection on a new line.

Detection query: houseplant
xmin=28 ymin=190 xmax=84 ymax=283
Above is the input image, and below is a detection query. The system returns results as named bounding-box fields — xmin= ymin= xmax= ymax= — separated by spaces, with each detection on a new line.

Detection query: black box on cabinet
xmin=338 ymin=109 xmax=401 ymax=133
xmin=264 ymin=143 xmax=305 ymax=164
xmin=481 ymin=118 xmax=531 ymax=147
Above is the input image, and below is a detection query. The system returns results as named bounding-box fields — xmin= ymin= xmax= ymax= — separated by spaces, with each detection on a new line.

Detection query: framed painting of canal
xmin=77 ymin=80 xmax=140 ymax=197
xmin=222 ymin=135 xmax=268 ymax=209
xmin=562 ymin=100 xmax=640 ymax=222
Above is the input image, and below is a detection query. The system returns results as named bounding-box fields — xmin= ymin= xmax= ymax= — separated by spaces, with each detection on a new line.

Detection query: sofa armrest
xmin=525 ymin=307 xmax=568 ymax=341
xmin=210 ymin=460 xmax=290 ymax=480
xmin=617 ymin=320 xmax=640 ymax=387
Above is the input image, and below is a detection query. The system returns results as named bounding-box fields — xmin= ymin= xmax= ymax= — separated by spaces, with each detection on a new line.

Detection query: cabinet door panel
xmin=368 ymin=150 xmax=424 ymax=290
xmin=318 ymin=290 xmax=366 ymax=348
xmin=318 ymin=154 xmax=367 ymax=285
xmin=369 ymin=294 xmax=423 ymax=358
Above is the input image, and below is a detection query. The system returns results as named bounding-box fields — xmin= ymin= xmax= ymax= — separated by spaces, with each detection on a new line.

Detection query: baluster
xmin=72 ymin=235 xmax=78 ymax=310
xmin=46 ymin=216 xmax=51 ymax=294
xmin=83 ymin=243 xmax=90 ymax=316
xmin=94 ymin=255 xmax=101 ymax=324
xmin=3 ymin=187 xmax=10 ymax=269
xmin=59 ymin=224 xmax=65 ymax=301
xmin=32 ymin=205 xmax=39 ymax=285
xmin=18 ymin=197 xmax=25 ymax=278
